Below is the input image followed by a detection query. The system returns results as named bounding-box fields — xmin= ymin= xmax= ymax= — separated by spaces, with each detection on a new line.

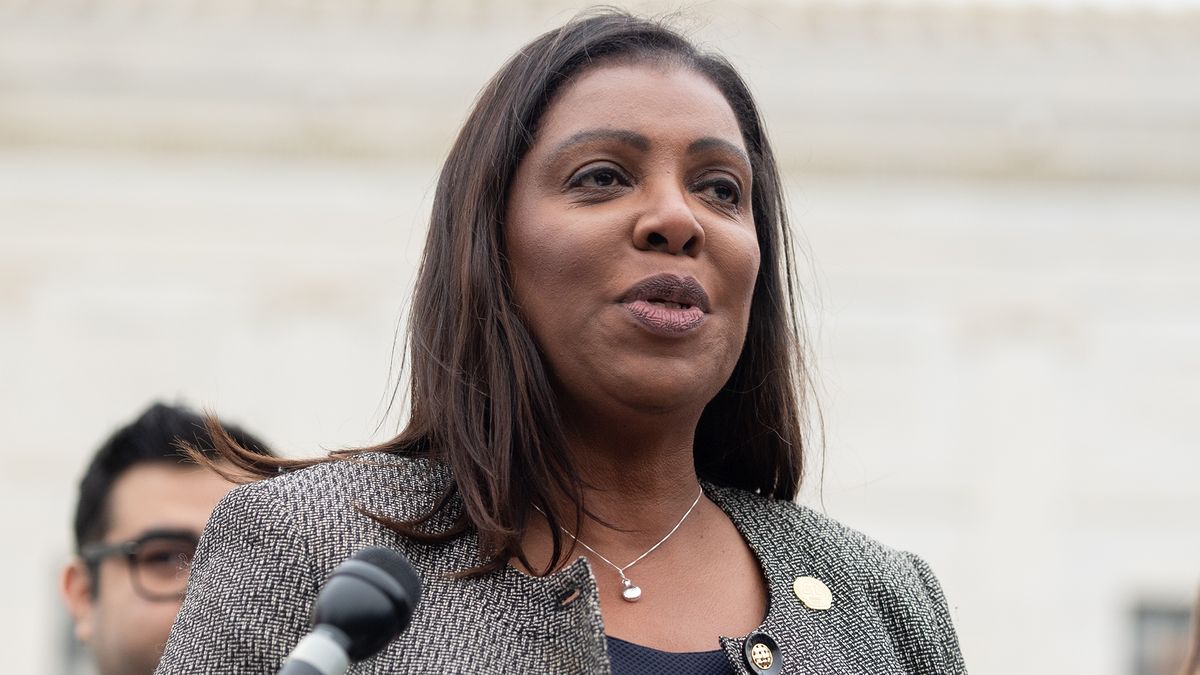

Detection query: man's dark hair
xmin=72 ymin=403 xmax=273 ymax=551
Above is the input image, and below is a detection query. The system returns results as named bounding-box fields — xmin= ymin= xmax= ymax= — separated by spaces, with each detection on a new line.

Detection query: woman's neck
xmin=545 ymin=405 xmax=707 ymax=553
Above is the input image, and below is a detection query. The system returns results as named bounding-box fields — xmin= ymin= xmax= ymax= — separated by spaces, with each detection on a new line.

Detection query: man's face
xmin=61 ymin=464 xmax=234 ymax=675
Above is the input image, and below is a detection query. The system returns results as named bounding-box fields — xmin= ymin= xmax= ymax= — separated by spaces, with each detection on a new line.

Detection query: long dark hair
xmin=209 ymin=9 xmax=814 ymax=577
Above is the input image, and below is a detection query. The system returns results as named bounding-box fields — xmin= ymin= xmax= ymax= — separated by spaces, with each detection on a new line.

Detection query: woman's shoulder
xmin=707 ymin=483 xmax=965 ymax=672
xmin=160 ymin=453 xmax=457 ymax=674
xmin=212 ymin=452 xmax=453 ymax=528
xmin=707 ymin=483 xmax=925 ymax=578
xmin=704 ymin=484 xmax=955 ymax=623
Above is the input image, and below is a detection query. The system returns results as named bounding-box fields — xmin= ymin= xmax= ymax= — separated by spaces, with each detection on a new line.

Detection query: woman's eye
xmin=588 ymin=170 xmax=618 ymax=187
xmin=700 ymin=180 xmax=740 ymax=205
xmin=570 ymin=166 xmax=627 ymax=190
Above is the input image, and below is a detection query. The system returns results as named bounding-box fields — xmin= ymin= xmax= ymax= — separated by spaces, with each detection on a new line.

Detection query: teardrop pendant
xmin=620 ymin=577 xmax=642 ymax=602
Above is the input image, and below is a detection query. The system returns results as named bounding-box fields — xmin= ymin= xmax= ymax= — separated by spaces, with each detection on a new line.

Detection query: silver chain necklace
xmin=534 ymin=487 xmax=704 ymax=603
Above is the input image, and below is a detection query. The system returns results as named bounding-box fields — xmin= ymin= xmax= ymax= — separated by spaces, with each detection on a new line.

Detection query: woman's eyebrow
xmin=545 ymin=129 xmax=750 ymax=172
xmin=687 ymin=137 xmax=752 ymax=171
xmin=548 ymin=129 xmax=650 ymax=160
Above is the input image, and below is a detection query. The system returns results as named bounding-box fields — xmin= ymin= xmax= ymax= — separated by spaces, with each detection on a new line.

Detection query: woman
xmin=158 ymin=10 xmax=966 ymax=674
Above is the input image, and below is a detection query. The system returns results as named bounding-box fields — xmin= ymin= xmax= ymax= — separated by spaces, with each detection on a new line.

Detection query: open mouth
xmin=619 ymin=273 xmax=710 ymax=337
xmin=646 ymin=299 xmax=692 ymax=310
xmin=620 ymin=273 xmax=711 ymax=312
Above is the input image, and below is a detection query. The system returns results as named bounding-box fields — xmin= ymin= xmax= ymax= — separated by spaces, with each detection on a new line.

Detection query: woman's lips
xmin=619 ymin=273 xmax=710 ymax=337
xmin=623 ymin=300 xmax=706 ymax=336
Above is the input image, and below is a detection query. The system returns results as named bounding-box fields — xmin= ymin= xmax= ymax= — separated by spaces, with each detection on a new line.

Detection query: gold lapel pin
xmin=792 ymin=576 xmax=833 ymax=610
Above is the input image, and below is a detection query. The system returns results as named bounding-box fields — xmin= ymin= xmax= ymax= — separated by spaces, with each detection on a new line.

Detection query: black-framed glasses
xmin=80 ymin=529 xmax=199 ymax=602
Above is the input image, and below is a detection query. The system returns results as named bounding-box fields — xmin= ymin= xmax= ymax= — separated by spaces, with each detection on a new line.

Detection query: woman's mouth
xmin=619 ymin=274 xmax=710 ymax=337
xmin=647 ymin=300 xmax=690 ymax=310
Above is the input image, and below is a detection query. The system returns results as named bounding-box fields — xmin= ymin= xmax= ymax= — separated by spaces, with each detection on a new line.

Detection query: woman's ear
xmin=60 ymin=559 xmax=96 ymax=644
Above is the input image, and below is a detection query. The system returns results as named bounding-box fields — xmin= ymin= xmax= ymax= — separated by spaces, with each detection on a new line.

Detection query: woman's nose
xmin=632 ymin=182 xmax=705 ymax=256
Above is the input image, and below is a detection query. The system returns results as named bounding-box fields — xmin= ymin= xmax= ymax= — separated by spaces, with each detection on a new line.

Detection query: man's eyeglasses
xmin=80 ymin=530 xmax=199 ymax=602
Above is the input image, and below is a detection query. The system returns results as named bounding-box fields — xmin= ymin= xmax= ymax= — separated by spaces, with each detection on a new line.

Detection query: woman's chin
xmin=576 ymin=372 xmax=725 ymax=421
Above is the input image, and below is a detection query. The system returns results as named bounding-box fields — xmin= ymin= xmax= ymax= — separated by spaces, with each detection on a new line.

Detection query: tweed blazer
xmin=156 ymin=453 xmax=966 ymax=674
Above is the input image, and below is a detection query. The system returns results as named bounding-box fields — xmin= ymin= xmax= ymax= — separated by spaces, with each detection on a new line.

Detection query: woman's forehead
xmin=532 ymin=63 xmax=746 ymax=156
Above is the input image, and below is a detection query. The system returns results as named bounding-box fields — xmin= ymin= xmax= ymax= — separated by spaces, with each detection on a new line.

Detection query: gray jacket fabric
xmin=156 ymin=453 xmax=967 ymax=674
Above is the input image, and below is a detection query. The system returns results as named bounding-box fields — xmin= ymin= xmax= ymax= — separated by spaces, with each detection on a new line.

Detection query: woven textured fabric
xmin=156 ymin=453 xmax=967 ymax=674
xmin=607 ymin=635 xmax=734 ymax=675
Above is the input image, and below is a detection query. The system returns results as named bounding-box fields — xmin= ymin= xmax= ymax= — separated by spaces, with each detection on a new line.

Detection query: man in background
xmin=59 ymin=403 xmax=274 ymax=675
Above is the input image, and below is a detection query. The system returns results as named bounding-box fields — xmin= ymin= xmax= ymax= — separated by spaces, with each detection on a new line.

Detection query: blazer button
xmin=742 ymin=631 xmax=782 ymax=675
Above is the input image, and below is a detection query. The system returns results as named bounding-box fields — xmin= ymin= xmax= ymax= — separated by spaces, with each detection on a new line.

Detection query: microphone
xmin=278 ymin=547 xmax=422 ymax=675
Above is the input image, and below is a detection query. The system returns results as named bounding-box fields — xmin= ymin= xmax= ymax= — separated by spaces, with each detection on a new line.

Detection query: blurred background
xmin=2 ymin=0 xmax=1198 ymax=673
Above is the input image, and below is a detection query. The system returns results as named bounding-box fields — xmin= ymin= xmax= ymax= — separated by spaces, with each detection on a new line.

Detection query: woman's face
xmin=505 ymin=63 xmax=760 ymax=422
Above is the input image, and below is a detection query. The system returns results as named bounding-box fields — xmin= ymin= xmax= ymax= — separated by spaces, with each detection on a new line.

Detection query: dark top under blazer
xmin=156 ymin=453 xmax=967 ymax=674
